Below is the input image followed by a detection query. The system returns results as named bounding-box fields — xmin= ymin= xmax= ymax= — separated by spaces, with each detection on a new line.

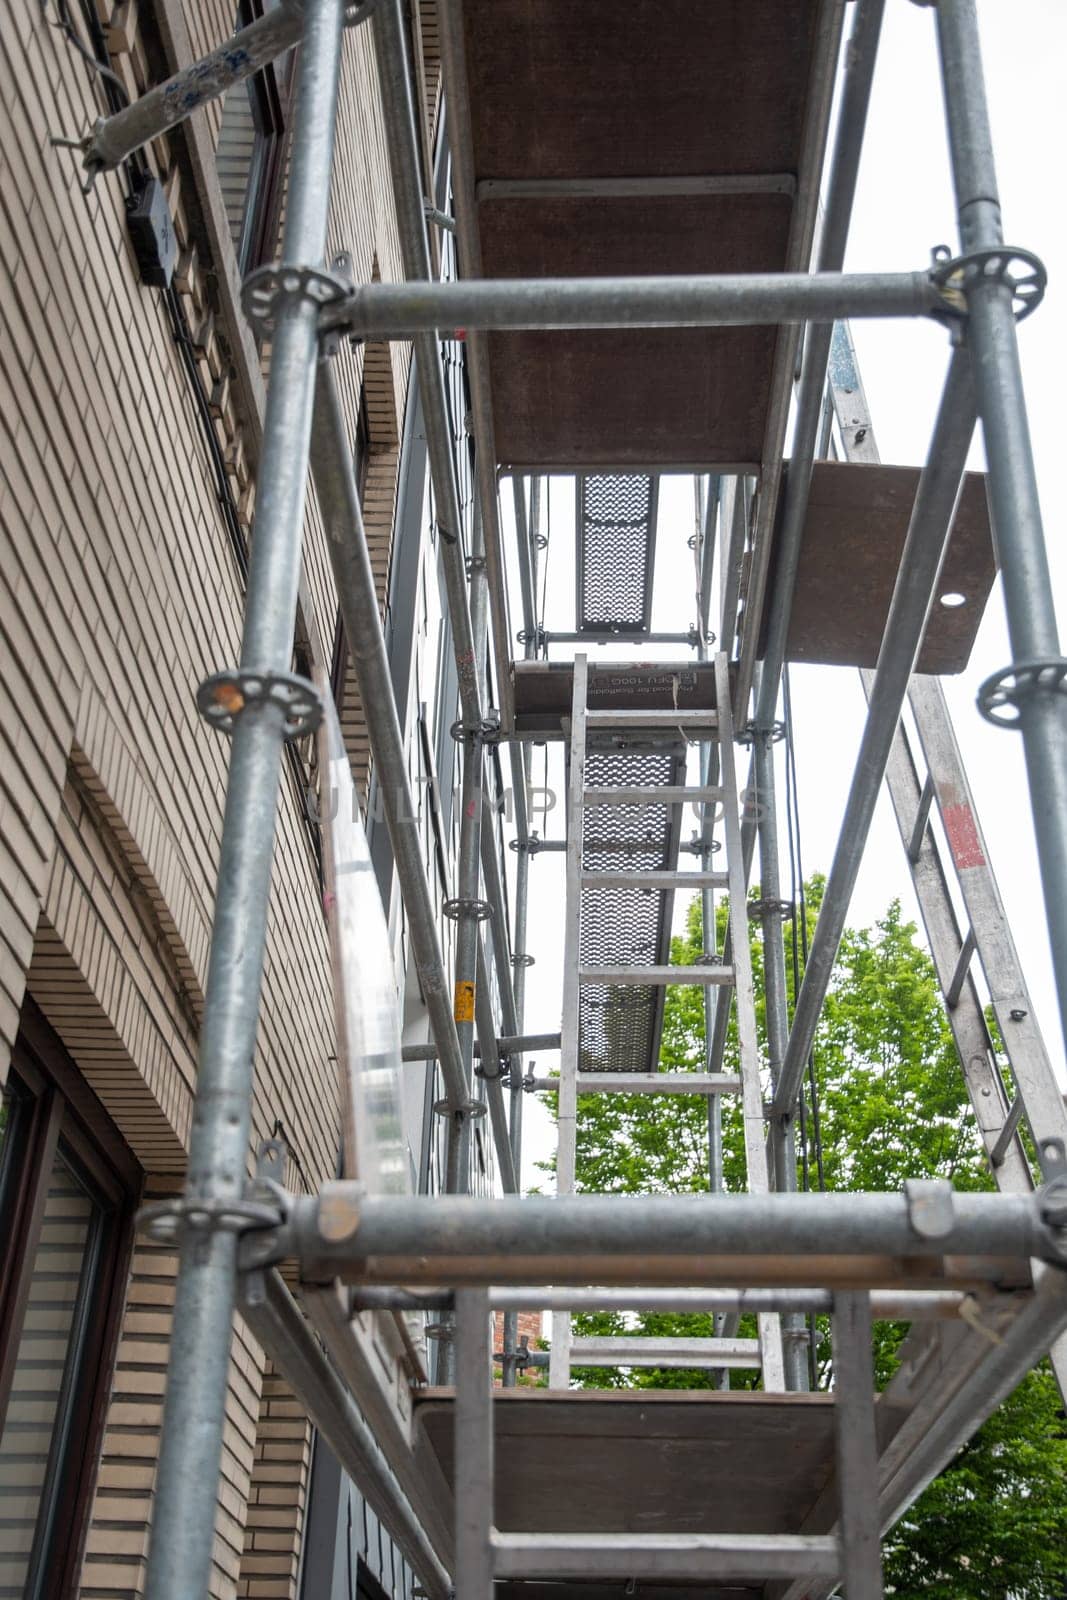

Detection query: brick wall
xmin=0 ymin=0 xmax=430 ymax=1592
xmin=492 ymin=1312 xmax=547 ymax=1387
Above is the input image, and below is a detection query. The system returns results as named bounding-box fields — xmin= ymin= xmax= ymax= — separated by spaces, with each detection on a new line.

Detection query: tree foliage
xmin=552 ymin=881 xmax=1067 ymax=1599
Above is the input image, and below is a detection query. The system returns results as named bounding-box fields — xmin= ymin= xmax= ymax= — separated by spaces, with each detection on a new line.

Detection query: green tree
xmin=555 ymin=884 xmax=1067 ymax=1598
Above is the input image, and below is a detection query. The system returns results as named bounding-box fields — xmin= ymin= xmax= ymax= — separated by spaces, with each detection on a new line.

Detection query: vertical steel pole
xmin=454 ymin=1287 xmax=495 ymax=1598
xmin=144 ymin=2 xmax=345 ymax=1595
xmin=936 ymin=0 xmax=1067 ymax=1055
xmin=752 ymin=698 xmax=808 ymax=1393
xmin=502 ymin=476 xmax=538 ymax=1386
xmin=832 ymin=1292 xmax=884 ymax=1598
xmin=549 ymin=656 xmax=588 ymax=1389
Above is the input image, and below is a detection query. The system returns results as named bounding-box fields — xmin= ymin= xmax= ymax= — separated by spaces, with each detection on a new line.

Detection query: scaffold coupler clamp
xmin=432 ymin=1094 xmax=487 ymax=1124
xmin=137 ymin=1139 xmax=290 ymax=1268
xmin=449 ymin=712 xmax=501 ymax=745
xmin=476 ymin=1054 xmax=512 ymax=1085
xmin=737 ymin=718 xmax=785 ymax=747
xmin=928 ymin=242 xmax=1047 ymax=332
xmin=197 ymin=668 xmax=323 ymax=740
xmin=242 ymin=257 xmax=352 ymax=348
xmin=976 ymin=657 xmax=1067 ymax=729
xmin=747 ymin=897 xmax=793 ymax=922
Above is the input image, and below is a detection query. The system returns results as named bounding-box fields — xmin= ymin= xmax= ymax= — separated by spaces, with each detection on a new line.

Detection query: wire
xmin=51 ymin=0 xmax=132 ymax=109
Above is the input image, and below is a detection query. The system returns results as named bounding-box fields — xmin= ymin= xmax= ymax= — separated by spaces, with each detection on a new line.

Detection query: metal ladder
xmin=454 ymin=1286 xmax=882 ymax=1597
xmin=828 ymin=321 xmax=1067 ymax=1392
xmin=549 ymin=652 xmax=787 ymax=1391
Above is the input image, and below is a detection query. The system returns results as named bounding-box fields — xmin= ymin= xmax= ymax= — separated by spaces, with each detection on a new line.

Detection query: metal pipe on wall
xmin=936 ymin=0 xmax=1067 ymax=1057
xmin=772 ymin=350 xmax=977 ymax=1119
xmin=82 ymin=0 xmax=376 ymax=172
xmin=374 ymin=0 xmax=514 ymax=729
xmin=371 ymin=0 xmax=481 ymax=731
xmin=310 ymin=366 xmax=469 ymax=1122
xmin=437 ymin=0 xmax=516 ymax=732
xmin=143 ymin=4 xmax=346 ymax=1595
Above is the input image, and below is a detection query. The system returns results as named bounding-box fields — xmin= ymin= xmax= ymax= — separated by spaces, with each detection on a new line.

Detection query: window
xmin=215 ymin=0 xmax=291 ymax=275
xmin=0 ymin=1005 xmax=140 ymax=1600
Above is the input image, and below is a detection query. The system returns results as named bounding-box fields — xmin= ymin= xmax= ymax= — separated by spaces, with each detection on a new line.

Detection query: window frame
xmin=219 ymin=0 xmax=293 ymax=277
xmin=0 ymin=1001 xmax=142 ymax=1600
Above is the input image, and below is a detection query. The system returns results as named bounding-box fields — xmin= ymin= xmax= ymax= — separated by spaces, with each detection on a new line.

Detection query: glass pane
xmin=0 ymin=1148 xmax=99 ymax=1599
xmin=0 ymin=1082 xmax=14 ymax=1200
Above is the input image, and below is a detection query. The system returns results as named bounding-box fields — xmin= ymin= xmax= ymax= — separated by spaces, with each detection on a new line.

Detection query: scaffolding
xmin=78 ymin=1 xmax=1067 ymax=1596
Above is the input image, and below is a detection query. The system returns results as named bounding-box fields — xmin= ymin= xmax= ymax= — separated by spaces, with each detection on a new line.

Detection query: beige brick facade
xmin=0 ymin=0 xmax=429 ymax=1591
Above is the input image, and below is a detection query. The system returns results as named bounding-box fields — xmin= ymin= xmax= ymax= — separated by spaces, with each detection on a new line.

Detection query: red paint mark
xmin=942 ymin=801 xmax=986 ymax=870
xmin=466 ymin=800 xmax=476 ymax=818
xmin=454 ymin=328 xmax=467 ymax=341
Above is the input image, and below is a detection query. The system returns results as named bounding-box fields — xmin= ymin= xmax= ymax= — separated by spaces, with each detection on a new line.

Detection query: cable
xmin=51 ymin=0 xmax=131 ymax=108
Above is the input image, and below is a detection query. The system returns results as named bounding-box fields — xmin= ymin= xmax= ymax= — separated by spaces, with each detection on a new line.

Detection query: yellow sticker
xmin=453 ymin=980 xmax=475 ymax=1023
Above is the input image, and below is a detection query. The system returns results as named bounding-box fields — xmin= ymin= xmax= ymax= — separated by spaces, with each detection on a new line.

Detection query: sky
xmin=501 ymin=0 xmax=1067 ymax=1190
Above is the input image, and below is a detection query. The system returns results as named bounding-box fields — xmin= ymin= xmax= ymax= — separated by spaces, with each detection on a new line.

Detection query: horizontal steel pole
xmin=319 ymin=271 xmax=943 ymax=337
xmin=241 ymin=1272 xmax=450 ymax=1598
xmin=346 ymin=1286 xmax=971 ymax=1319
xmin=490 ymin=1531 xmax=840 ymax=1583
xmin=400 ymin=1030 xmax=561 ymax=1063
xmin=773 ymin=348 xmax=977 ymax=1119
xmin=289 ymin=1189 xmax=1056 ymax=1275
xmin=542 ymin=630 xmax=699 ymax=645
xmin=570 ymin=1336 xmax=762 ymax=1368
xmin=580 ymin=870 xmax=727 ymax=889
xmin=578 ymin=965 xmax=734 ymax=985
xmin=85 ymin=2 xmax=306 ymax=170
xmin=527 ymin=1074 xmax=742 ymax=1096
xmin=84 ymin=0 xmax=377 ymax=172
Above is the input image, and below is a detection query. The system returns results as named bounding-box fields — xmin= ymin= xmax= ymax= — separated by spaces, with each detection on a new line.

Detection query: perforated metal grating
xmin=578 ymin=745 xmax=684 ymax=1073
xmin=577 ymin=475 xmax=658 ymax=634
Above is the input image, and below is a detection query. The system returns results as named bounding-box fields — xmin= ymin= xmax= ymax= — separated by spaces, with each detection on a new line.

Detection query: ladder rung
xmin=584 ymin=708 xmax=719 ymax=728
xmin=526 ymin=1073 xmax=741 ymax=1095
xmin=989 ymin=1093 xmax=1025 ymax=1167
xmin=576 ymin=1073 xmax=742 ymax=1095
xmin=569 ymin=1335 xmax=761 ymax=1367
xmin=580 ymin=870 xmax=728 ymax=890
xmin=582 ymin=785 xmax=724 ymax=807
xmin=579 ymin=964 xmax=734 ymax=985
xmin=490 ymin=1532 xmax=840 ymax=1583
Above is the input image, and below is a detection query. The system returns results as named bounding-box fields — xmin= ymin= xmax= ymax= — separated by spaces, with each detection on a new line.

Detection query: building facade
xmin=0 ymin=2 xmax=464 ymax=1593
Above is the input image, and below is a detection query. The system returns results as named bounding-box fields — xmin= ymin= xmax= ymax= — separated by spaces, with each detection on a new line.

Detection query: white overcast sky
xmin=503 ymin=0 xmax=1067 ymax=1188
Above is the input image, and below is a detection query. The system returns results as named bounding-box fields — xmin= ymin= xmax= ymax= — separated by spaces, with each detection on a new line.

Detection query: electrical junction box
xmin=126 ymin=174 xmax=176 ymax=289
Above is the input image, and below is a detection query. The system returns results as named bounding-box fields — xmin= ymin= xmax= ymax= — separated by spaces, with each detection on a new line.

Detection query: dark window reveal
xmin=0 ymin=1004 xmax=140 ymax=1600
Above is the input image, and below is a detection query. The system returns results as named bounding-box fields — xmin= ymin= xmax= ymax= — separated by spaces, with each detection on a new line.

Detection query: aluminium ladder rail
xmin=550 ymin=653 xmax=787 ymax=1391
xmin=825 ymin=318 xmax=1067 ymax=1395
